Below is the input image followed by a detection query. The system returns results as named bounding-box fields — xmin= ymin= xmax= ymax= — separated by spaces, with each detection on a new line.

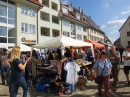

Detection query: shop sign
xmin=21 ymin=37 xmax=36 ymax=42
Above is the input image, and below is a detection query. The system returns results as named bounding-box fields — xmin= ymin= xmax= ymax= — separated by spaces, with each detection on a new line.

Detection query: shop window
xmin=0 ymin=37 xmax=7 ymax=43
xmin=0 ymin=27 xmax=7 ymax=36
xmin=8 ymin=38 xmax=15 ymax=43
xmin=0 ymin=5 xmax=7 ymax=23
xmin=8 ymin=27 xmax=15 ymax=37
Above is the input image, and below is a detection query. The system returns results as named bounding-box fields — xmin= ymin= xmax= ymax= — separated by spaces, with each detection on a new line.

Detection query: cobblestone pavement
xmin=0 ymin=64 xmax=130 ymax=97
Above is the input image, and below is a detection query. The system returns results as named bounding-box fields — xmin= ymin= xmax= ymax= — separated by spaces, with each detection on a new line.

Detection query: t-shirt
xmin=122 ymin=51 xmax=130 ymax=66
xmin=10 ymin=58 xmax=23 ymax=81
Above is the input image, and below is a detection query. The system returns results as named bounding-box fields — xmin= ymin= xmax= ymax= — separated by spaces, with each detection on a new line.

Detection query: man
xmin=119 ymin=46 xmax=124 ymax=62
xmin=122 ymin=46 xmax=130 ymax=86
xmin=108 ymin=46 xmax=120 ymax=88
xmin=0 ymin=49 xmax=8 ymax=85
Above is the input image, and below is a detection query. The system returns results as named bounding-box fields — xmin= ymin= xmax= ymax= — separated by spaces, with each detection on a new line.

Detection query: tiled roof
xmin=85 ymin=15 xmax=104 ymax=34
xmin=60 ymin=10 xmax=89 ymax=26
xmin=27 ymin=0 xmax=42 ymax=6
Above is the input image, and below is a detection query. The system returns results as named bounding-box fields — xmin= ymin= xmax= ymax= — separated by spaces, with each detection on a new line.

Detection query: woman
xmin=93 ymin=52 xmax=112 ymax=97
xmin=9 ymin=47 xmax=28 ymax=97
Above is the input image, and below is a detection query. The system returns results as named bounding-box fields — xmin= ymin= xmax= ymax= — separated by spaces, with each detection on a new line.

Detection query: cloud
xmin=110 ymin=30 xmax=119 ymax=34
xmin=127 ymin=6 xmax=130 ymax=9
xmin=103 ymin=4 xmax=109 ymax=7
xmin=61 ymin=0 xmax=69 ymax=4
xmin=113 ymin=16 xmax=118 ymax=20
xmin=101 ymin=19 xmax=126 ymax=29
xmin=121 ymin=10 xmax=130 ymax=15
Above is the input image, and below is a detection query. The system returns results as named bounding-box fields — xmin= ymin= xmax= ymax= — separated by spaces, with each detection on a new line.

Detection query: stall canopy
xmin=84 ymin=39 xmax=105 ymax=49
xmin=98 ymin=41 xmax=113 ymax=47
xmin=32 ymin=35 xmax=93 ymax=49
xmin=8 ymin=44 xmax=39 ymax=51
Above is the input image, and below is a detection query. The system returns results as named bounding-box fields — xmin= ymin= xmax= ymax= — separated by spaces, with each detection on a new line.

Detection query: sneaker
xmin=98 ymin=92 xmax=102 ymax=97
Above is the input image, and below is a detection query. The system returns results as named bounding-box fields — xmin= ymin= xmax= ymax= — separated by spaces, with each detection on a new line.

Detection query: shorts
xmin=124 ymin=66 xmax=130 ymax=74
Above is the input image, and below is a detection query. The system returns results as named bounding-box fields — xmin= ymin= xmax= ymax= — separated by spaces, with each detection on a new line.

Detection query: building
xmin=0 ymin=0 xmax=42 ymax=50
xmin=119 ymin=16 xmax=130 ymax=48
xmin=0 ymin=0 xmax=106 ymax=50
xmin=114 ymin=37 xmax=121 ymax=47
xmin=38 ymin=0 xmax=61 ymax=43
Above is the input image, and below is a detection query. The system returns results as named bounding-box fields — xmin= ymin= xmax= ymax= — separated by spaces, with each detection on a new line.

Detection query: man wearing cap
xmin=0 ymin=49 xmax=8 ymax=85
xmin=122 ymin=46 xmax=130 ymax=86
xmin=108 ymin=46 xmax=120 ymax=88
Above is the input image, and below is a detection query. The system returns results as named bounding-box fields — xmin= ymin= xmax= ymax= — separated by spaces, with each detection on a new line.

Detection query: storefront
xmin=0 ymin=0 xmax=15 ymax=50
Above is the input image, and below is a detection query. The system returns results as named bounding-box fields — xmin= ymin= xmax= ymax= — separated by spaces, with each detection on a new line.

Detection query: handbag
xmin=95 ymin=61 xmax=106 ymax=84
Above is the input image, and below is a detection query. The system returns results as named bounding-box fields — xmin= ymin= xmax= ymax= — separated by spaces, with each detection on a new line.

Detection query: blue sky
xmin=61 ymin=0 xmax=130 ymax=43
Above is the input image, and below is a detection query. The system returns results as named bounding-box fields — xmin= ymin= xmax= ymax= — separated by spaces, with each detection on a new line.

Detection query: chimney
xmin=82 ymin=9 xmax=84 ymax=14
xmin=79 ymin=6 xmax=81 ymax=13
xmin=70 ymin=4 xmax=73 ymax=7
xmin=89 ymin=16 xmax=91 ymax=18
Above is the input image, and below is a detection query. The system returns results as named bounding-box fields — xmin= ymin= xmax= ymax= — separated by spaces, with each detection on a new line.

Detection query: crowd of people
xmin=0 ymin=45 xmax=130 ymax=97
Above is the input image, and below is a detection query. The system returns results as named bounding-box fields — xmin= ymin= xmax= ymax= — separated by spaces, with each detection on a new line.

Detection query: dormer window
xmin=62 ymin=7 xmax=68 ymax=14
xmin=76 ymin=13 xmax=80 ymax=20
xmin=69 ymin=6 xmax=73 ymax=11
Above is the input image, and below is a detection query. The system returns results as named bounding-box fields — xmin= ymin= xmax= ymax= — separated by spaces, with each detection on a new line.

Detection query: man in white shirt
xmin=122 ymin=46 xmax=130 ymax=86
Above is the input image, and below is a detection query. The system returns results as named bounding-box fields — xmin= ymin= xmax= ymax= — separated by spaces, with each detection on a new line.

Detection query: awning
xmin=84 ymin=39 xmax=105 ymax=49
xmin=98 ymin=41 xmax=113 ymax=47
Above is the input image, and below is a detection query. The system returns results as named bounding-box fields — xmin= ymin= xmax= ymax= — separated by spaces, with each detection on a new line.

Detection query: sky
xmin=61 ymin=0 xmax=130 ymax=43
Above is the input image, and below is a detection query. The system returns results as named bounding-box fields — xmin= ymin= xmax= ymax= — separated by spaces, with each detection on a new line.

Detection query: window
xmin=0 ymin=27 xmax=7 ymax=36
xmin=28 ymin=9 xmax=35 ymax=17
xmin=77 ymin=25 xmax=82 ymax=30
xmin=127 ymin=31 xmax=130 ymax=37
xmin=21 ymin=6 xmax=27 ymax=14
xmin=91 ymin=29 xmax=93 ymax=33
xmin=21 ymin=23 xmax=28 ymax=32
xmin=0 ymin=37 xmax=7 ymax=43
xmin=62 ymin=20 xmax=69 ymax=26
xmin=29 ymin=24 xmax=35 ymax=33
xmin=76 ymin=13 xmax=80 ymax=20
xmin=53 ymin=30 xmax=59 ymax=37
xmin=69 ymin=7 xmax=73 ymax=11
xmin=8 ymin=7 xmax=15 ymax=25
xmin=8 ymin=38 xmax=15 ymax=43
xmin=77 ymin=34 xmax=82 ymax=40
xmin=128 ymin=41 xmax=130 ymax=45
xmin=63 ymin=31 xmax=70 ymax=37
xmin=62 ymin=7 xmax=68 ymax=14
xmin=8 ymin=28 xmax=15 ymax=37
xmin=0 ymin=5 xmax=7 ymax=23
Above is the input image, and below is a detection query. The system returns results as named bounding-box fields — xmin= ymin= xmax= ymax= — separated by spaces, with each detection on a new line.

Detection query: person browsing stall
xmin=9 ymin=47 xmax=29 ymax=97
xmin=93 ymin=52 xmax=112 ymax=97
xmin=122 ymin=46 xmax=130 ymax=86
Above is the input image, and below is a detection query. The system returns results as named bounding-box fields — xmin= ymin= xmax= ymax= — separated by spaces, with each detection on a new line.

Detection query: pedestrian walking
xmin=9 ymin=47 xmax=28 ymax=97
xmin=108 ymin=46 xmax=120 ymax=88
xmin=93 ymin=52 xmax=112 ymax=97
xmin=122 ymin=46 xmax=130 ymax=86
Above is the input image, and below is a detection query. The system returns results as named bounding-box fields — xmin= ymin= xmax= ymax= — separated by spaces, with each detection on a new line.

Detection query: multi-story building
xmin=60 ymin=4 xmax=89 ymax=41
xmin=0 ymin=0 xmax=42 ymax=50
xmin=38 ymin=0 xmax=61 ymax=43
xmin=0 ymin=0 xmax=106 ymax=50
xmin=119 ymin=16 xmax=130 ymax=48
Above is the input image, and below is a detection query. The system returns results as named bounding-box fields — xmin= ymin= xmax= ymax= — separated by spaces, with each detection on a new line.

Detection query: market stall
xmin=31 ymin=35 xmax=94 ymax=94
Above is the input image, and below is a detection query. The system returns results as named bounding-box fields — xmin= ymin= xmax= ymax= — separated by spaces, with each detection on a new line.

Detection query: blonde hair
xmin=10 ymin=47 xmax=21 ymax=62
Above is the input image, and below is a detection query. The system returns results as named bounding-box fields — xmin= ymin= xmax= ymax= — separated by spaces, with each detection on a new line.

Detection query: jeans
xmin=1 ymin=65 xmax=8 ymax=84
xmin=65 ymin=82 xmax=75 ymax=92
xmin=10 ymin=76 xmax=28 ymax=97
xmin=98 ymin=75 xmax=110 ymax=97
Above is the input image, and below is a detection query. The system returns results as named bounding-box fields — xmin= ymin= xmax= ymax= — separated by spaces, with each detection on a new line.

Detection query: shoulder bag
xmin=95 ymin=61 xmax=106 ymax=84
